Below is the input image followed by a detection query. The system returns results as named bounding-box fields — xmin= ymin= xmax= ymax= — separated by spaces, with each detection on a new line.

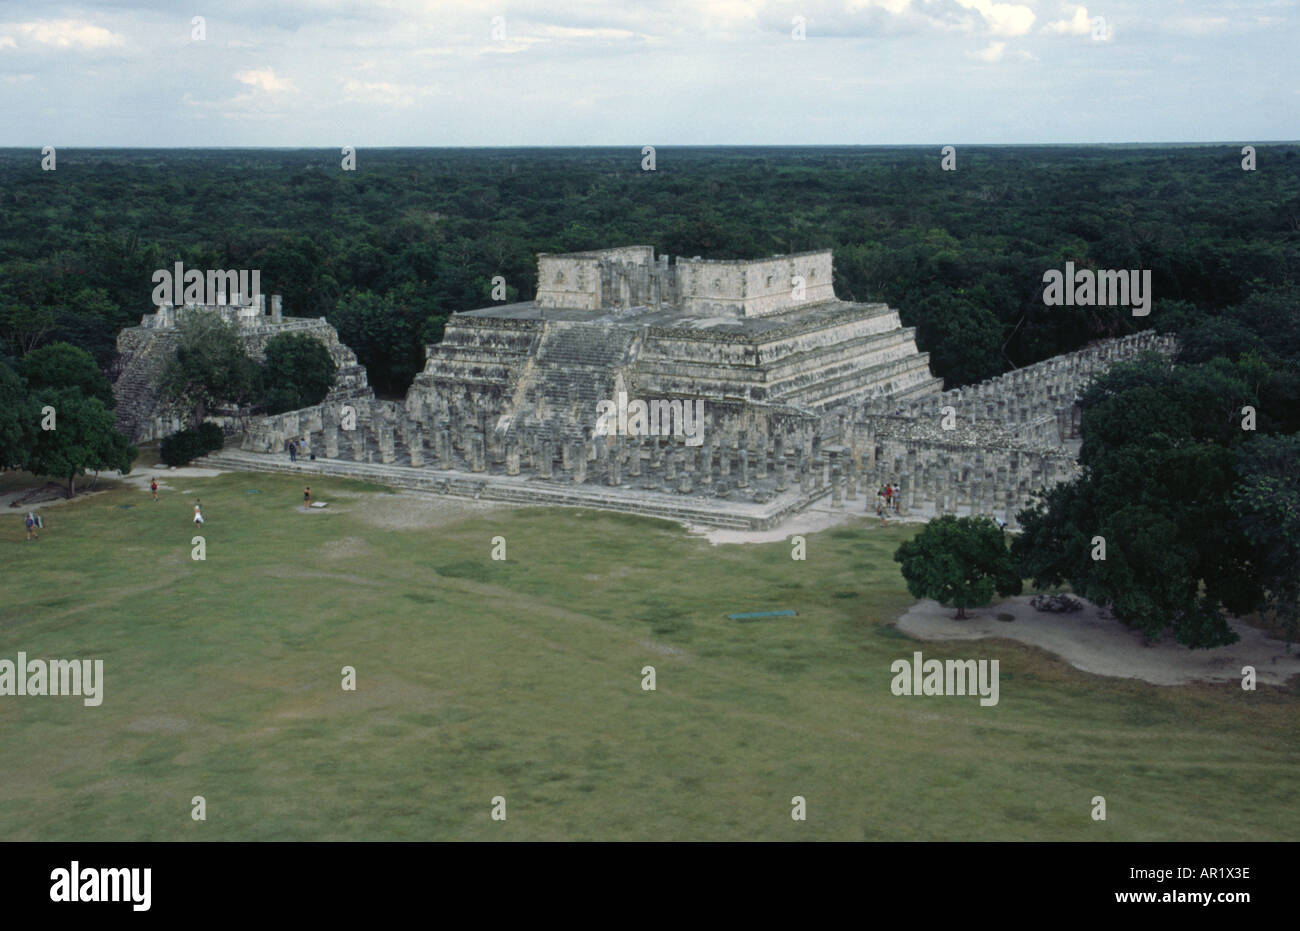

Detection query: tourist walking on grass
xmin=193 ymin=501 xmax=204 ymax=527
xmin=150 ymin=478 xmax=158 ymax=502
xmin=304 ymin=485 xmax=311 ymax=507
xmin=25 ymin=511 xmax=39 ymax=541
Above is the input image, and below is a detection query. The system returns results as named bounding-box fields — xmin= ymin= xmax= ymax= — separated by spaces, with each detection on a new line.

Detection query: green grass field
xmin=1 ymin=469 xmax=1296 ymax=840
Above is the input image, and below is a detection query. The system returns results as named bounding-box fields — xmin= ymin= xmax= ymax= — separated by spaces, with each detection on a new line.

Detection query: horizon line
xmin=2 ymin=141 xmax=1299 ymax=150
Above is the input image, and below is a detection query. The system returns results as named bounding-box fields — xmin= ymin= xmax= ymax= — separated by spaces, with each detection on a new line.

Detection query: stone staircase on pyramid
xmin=499 ymin=321 xmax=641 ymax=440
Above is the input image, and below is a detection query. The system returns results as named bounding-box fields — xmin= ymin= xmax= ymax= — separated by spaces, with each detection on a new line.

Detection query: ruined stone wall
xmin=535 ymin=248 xmax=836 ymax=317
xmin=673 ymin=251 xmax=835 ymax=317
xmin=112 ymin=314 xmax=374 ymax=443
xmin=824 ymin=331 xmax=1178 ymax=527
xmin=535 ymin=255 xmax=604 ymax=309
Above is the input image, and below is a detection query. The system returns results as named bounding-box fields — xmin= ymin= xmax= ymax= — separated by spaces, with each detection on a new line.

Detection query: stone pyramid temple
xmin=407 ymin=245 xmax=943 ymax=446
xmin=184 ymin=245 xmax=1173 ymax=528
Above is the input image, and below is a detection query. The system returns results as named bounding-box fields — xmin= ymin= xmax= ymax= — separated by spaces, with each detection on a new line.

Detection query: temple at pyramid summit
xmin=410 ymin=245 xmax=943 ymax=423
xmin=127 ymin=245 xmax=1173 ymax=529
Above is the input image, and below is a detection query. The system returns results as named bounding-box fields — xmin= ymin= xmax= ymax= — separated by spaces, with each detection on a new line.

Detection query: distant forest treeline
xmin=1 ymin=146 xmax=1297 ymax=394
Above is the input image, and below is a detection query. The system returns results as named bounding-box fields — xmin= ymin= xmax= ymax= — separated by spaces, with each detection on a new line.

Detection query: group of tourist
xmin=876 ymin=482 xmax=902 ymax=522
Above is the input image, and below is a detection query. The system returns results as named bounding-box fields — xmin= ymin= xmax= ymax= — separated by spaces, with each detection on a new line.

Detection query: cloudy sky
xmin=1 ymin=0 xmax=1295 ymax=145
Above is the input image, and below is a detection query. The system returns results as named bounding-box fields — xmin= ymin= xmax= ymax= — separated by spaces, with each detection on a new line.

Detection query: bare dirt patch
xmin=317 ymin=535 xmax=374 ymax=561
xmin=691 ymin=501 xmax=924 ymax=546
xmin=261 ymin=566 xmax=383 ymax=587
xmin=1 ymin=486 xmax=118 ymax=512
xmin=896 ymin=595 xmax=1300 ymax=687
xmin=120 ymin=466 xmax=228 ymax=490
xmin=125 ymin=715 xmax=191 ymax=735
xmin=347 ymin=492 xmax=500 ymax=532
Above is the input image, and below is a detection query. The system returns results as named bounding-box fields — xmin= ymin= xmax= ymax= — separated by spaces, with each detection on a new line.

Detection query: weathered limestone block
xmin=438 ymin=429 xmax=453 ymax=470
xmin=608 ymin=442 xmax=622 ymax=486
xmin=409 ymin=424 xmax=425 ymax=467
xmin=573 ymin=444 xmax=588 ymax=484
xmin=540 ymin=439 xmax=554 ymax=479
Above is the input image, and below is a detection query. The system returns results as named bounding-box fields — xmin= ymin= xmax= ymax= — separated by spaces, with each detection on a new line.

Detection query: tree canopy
xmin=1014 ymin=340 xmax=1297 ymax=648
xmin=20 ymin=387 xmax=135 ymax=496
xmin=158 ymin=312 xmax=260 ymax=427
xmin=19 ymin=341 xmax=114 ymax=407
xmin=261 ymin=331 xmax=336 ymax=414
xmin=894 ymin=515 xmax=1022 ymax=619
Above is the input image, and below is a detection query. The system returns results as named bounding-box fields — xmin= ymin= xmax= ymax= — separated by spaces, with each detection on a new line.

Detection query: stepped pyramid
xmin=208 ymin=246 xmax=1172 ymax=530
xmin=405 ymin=245 xmax=942 ymax=446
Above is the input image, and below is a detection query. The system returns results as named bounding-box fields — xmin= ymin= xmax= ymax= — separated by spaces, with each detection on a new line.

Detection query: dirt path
xmin=690 ymin=501 xmax=926 ymax=545
xmin=330 ymin=489 xmax=500 ymax=531
xmin=896 ymin=595 xmax=1300 ymax=687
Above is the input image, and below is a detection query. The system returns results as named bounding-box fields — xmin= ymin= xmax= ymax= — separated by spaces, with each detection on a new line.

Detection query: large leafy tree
xmin=894 ymin=515 xmax=1022 ymax=619
xmin=22 ymin=387 xmax=136 ymax=497
xmin=48 ymin=287 xmax=124 ymax=365
xmin=158 ymin=312 xmax=260 ymax=428
xmin=0 ymin=363 xmax=26 ymax=470
xmin=0 ymin=299 xmax=56 ymax=360
xmin=329 ymin=284 xmax=441 ymax=394
xmin=261 ymin=331 xmax=336 ymax=414
xmin=19 ymin=341 xmax=114 ymax=407
xmin=1014 ymin=355 xmax=1267 ymax=648
xmin=1234 ymin=435 xmax=1300 ymax=651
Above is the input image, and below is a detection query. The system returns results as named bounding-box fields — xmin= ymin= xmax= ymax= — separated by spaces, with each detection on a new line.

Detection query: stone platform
xmin=199 ymin=447 xmax=832 ymax=531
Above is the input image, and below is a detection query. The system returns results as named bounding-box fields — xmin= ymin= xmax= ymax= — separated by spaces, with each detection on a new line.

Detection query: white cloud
xmin=6 ymin=19 xmax=124 ymax=50
xmin=969 ymin=40 xmax=1007 ymax=62
xmin=956 ymin=0 xmax=1035 ymax=37
xmin=1044 ymin=6 xmax=1092 ymax=36
xmin=234 ymin=68 xmax=297 ymax=94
